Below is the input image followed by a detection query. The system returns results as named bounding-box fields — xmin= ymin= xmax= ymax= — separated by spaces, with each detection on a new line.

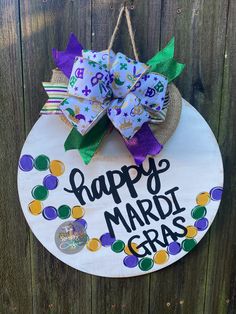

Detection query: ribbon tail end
xmin=125 ymin=123 xmax=163 ymax=166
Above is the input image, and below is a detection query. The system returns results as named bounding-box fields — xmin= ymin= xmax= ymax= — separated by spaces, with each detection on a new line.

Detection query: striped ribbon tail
xmin=41 ymin=82 xmax=68 ymax=115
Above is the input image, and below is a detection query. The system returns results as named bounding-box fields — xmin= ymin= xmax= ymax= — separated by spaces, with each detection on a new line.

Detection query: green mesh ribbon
xmin=64 ymin=37 xmax=184 ymax=164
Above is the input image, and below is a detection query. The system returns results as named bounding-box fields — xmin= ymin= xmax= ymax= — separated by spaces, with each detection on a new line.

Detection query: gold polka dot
xmin=124 ymin=243 xmax=139 ymax=255
xmin=196 ymin=192 xmax=210 ymax=206
xmin=186 ymin=226 xmax=198 ymax=238
xmin=86 ymin=238 xmax=101 ymax=252
xmin=49 ymin=160 xmax=65 ymax=176
xmin=153 ymin=250 xmax=169 ymax=265
xmin=72 ymin=206 xmax=85 ymax=219
xmin=28 ymin=200 xmax=43 ymax=215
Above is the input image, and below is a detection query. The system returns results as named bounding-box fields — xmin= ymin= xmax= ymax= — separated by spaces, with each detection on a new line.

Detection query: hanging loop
xmin=107 ymin=3 xmax=139 ymax=67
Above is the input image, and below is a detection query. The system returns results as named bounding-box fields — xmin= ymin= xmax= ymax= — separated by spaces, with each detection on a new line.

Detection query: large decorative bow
xmin=61 ymin=49 xmax=168 ymax=140
xmin=42 ymin=34 xmax=185 ymax=165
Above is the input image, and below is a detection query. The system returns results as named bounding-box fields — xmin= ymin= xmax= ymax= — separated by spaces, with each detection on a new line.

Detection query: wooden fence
xmin=0 ymin=0 xmax=235 ymax=313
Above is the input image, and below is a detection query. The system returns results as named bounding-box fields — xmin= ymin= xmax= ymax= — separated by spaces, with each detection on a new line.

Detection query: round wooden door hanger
xmin=18 ymin=98 xmax=223 ymax=277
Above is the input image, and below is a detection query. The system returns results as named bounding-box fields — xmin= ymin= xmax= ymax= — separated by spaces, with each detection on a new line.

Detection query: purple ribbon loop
xmin=52 ymin=33 xmax=83 ymax=78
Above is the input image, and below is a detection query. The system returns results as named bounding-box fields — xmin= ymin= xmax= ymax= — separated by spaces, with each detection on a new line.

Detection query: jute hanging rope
xmin=108 ymin=4 xmax=139 ymax=62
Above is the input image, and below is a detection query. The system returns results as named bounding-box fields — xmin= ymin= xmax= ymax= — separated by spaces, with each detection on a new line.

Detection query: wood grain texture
xmin=204 ymin=0 xmax=236 ymax=313
xmin=91 ymin=0 xmax=132 ymax=55
xmin=0 ymin=0 xmax=235 ymax=312
xmin=19 ymin=1 xmax=92 ymax=313
xmin=149 ymin=1 xmax=229 ymax=313
xmin=160 ymin=0 xmax=228 ymax=135
xmin=0 ymin=0 xmax=32 ymax=313
xmin=20 ymin=0 xmax=92 ymax=130
xmin=132 ymin=0 xmax=162 ymax=62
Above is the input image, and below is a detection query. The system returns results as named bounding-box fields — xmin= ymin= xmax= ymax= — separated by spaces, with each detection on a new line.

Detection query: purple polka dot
xmin=75 ymin=218 xmax=87 ymax=229
xmin=19 ymin=155 xmax=34 ymax=171
xmin=194 ymin=218 xmax=209 ymax=231
xmin=43 ymin=175 xmax=58 ymax=190
xmin=123 ymin=255 xmax=139 ymax=268
xmin=210 ymin=187 xmax=223 ymax=201
xmin=168 ymin=242 xmax=181 ymax=255
xmin=100 ymin=233 xmax=116 ymax=247
xmin=72 ymin=220 xmax=86 ymax=234
xmin=43 ymin=206 xmax=57 ymax=220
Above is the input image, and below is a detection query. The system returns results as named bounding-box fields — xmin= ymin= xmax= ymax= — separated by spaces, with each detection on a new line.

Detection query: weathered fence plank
xmin=19 ymin=0 xmax=92 ymax=312
xmin=148 ymin=1 xmax=229 ymax=313
xmin=0 ymin=0 xmax=32 ymax=313
xmin=133 ymin=0 xmax=162 ymax=62
xmin=204 ymin=0 xmax=236 ymax=312
xmin=160 ymin=0 xmax=228 ymax=135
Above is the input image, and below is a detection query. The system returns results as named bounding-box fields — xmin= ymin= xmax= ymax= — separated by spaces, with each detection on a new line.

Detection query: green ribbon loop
xmin=147 ymin=37 xmax=185 ymax=82
xmin=64 ymin=115 xmax=111 ymax=164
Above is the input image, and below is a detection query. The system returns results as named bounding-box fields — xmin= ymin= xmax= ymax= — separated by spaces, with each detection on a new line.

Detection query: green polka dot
xmin=138 ymin=258 xmax=154 ymax=271
xmin=57 ymin=205 xmax=71 ymax=219
xmin=34 ymin=155 xmax=50 ymax=171
xmin=191 ymin=206 xmax=207 ymax=220
xmin=32 ymin=185 xmax=48 ymax=201
xmin=111 ymin=240 xmax=125 ymax=253
xmin=182 ymin=239 xmax=197 ymax=252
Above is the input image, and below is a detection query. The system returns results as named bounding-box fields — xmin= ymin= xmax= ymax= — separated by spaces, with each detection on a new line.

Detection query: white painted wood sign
xmin=17 ymin=99 xmax=223 ymax=277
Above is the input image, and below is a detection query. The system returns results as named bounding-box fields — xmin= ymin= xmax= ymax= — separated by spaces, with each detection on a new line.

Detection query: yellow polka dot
xmin=86 ymin=238 xmax=101 ymax=252
xmin=72 ymin=206 xmax=85 ymax=219
xmin=196 ymin=192 xmax=210 ymax=206
xmin=28 ymin=200 xmax=43 ymax=215
xmin=49 ymin=160 xmax=65 ymax=176
xmin=186 ymin=226 xmax=198 ymax=238
xmin=124 ymin=243 xmax=139 ymax=255
xmin=153 ymin=250 xmax=169 ymax=265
